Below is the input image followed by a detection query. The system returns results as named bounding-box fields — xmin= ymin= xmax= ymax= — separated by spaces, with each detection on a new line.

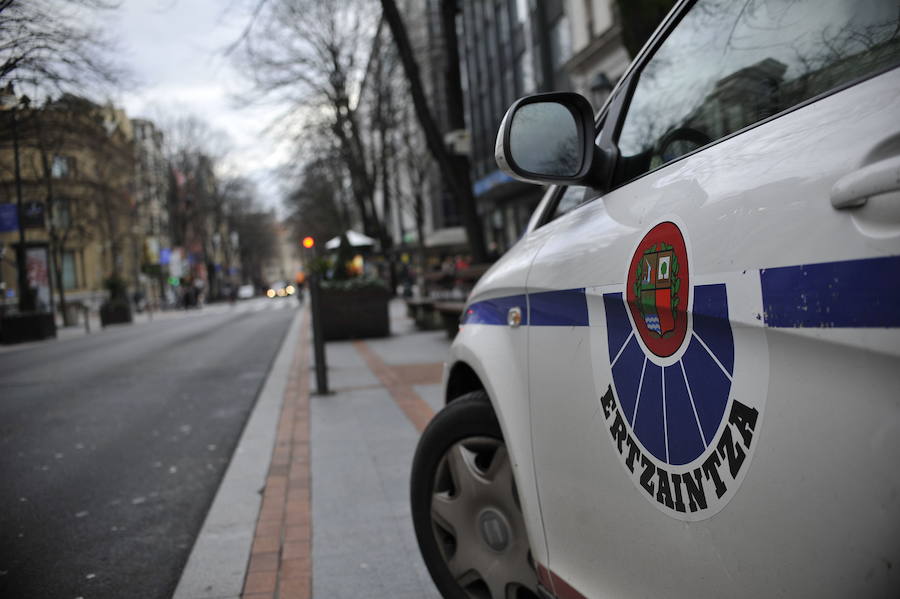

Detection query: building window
xmin=52 ymin=198 xmax=71 ymax=229
xmin=550 ymin=15 xmax=572 ymax=71
xmin=497 ymin=0 xmax=509 ymax=45
xmin=62 ymin=251 xmax=78 ymax=290
xmin=51 ymin=155 xmax=75 ymax=179
xmin=513 ymin=0 xmax=527 ymax=25
xmin=517 ymin=51 xmax=535 ymax=94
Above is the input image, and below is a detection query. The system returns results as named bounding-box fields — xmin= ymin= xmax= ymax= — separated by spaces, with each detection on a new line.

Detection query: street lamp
xmin=0 ymin=84 xmax=33 ymax=312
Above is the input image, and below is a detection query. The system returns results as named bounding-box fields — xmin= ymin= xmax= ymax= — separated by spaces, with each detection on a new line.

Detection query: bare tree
xmin=396 ymin=101 xmax=430 ymax=289
xmin=160 ymin=115 xmax=232 ymax=298
xmin=25 ymin=101 xmax=96 ymax=324
xmin=90 ymin=110 xmax=135 ymax=285
xmin=224 ymin=182 xmax=278 ymax=289
xmin=284 ymin=154 xmax=349 ymax=247
xmin=0 ymin=0 xmax=127 ymax=94
xmin=231 ymin=0 xmax=390 ymax=249
xmin=379 ymin=0 xmax=487 ymax=264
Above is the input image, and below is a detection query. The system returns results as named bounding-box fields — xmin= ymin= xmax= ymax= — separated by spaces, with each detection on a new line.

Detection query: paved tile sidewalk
xmin=241 ymin=301 xmax=450 ymax=598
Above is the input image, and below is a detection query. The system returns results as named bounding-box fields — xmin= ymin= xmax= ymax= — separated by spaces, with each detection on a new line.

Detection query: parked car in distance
xmin=237 ymin=284 xmax=255 ymax=300
xmin=411 ymin=1 xmax=900 ymax=598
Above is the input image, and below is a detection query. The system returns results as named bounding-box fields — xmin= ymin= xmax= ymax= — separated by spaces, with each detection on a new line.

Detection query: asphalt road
xmin=0 ymin=298 xmax=297 ymax=599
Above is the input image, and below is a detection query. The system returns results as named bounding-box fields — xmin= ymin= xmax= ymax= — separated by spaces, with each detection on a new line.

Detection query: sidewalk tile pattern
xmin=244 ymin=302 xmax=446 ymax=598
xmin=310 ymin=341 xmax=441 ymax=599
xmin=242 ymin=311 xmax=312 ymax=599
xmin=353 ymin=340 xmax=436 ymax=433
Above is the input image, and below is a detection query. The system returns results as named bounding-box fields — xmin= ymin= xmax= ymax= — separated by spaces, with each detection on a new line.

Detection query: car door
xmin=526 ymin=1 xmax=900 ymax=597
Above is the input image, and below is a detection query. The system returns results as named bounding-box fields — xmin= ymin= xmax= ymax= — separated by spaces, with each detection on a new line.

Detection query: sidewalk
xmin=176 ymin=299 xmax=450 ymax=598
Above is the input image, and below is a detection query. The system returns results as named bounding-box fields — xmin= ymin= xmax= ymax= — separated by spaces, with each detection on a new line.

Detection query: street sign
xmin=0 ymin=204 xmax=17 ymax=232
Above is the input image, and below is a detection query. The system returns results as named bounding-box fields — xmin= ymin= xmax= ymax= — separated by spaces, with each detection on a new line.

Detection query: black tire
xmin=411 ymin=391 xmax=539 ymax=599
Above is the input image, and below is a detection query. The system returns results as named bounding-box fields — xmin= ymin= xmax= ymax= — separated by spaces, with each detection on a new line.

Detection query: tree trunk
xmin=376 ymin=69 xmax=398 ymax=292
xmin=380 ymin=0 xmax=487 ymax=264
xmin=414 ymin=192 xmax=427 ymax=296
xmin=38 ymin=143 xmax=72 ymax=326
xmin=332 ymin=107 xmax=375 ymax=237
xmin=51 ymin=244 xmax=71 ymax=326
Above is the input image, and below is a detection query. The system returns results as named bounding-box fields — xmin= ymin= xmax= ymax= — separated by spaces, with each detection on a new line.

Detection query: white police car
xmin=410 ymin=1 xmax=900 ymax=597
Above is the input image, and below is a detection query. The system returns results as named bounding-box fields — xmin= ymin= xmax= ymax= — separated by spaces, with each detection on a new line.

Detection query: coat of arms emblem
xmin=625 ymin=222 xmax=689 ymax=357
xmin=634 ymin=245 xmax=679 ymax=336
xmin=599 ymin=219 xmax=768 ymax=520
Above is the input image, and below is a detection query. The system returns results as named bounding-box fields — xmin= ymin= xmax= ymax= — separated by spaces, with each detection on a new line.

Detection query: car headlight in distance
xmin=266 ymin=289 xmax=276 ymax=298
xmin=277 ymin=288 xmax=287 ymax=297
xmin=286 ymin=285 xmax=296 ymax=295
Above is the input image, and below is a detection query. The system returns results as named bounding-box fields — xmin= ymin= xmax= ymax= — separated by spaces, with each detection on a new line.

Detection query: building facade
xmin=563 ymin=0 xmax=631 ymax=109
xmin=132 ymin=118 xmax=171 ymax=306
xmin=458 ymin=0 xmax=572 ymax=254
xmin=0 ymin=95 xmax=140 ymax=322
xmin=359 ymin=3 xmax=463 ymax=261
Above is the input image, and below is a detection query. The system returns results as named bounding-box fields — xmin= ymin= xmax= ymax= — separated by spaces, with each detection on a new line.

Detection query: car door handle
xmin=831 ymin=155 xmax=900 ymax=209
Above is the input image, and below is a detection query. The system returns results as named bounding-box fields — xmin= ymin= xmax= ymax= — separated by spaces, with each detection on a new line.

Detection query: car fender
xmin=446 ymin=323 xmax=549 ymax=571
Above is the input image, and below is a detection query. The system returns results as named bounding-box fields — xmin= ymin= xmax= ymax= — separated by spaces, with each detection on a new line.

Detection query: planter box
xmin=0 ymin=312 xmax=57 ymax=344
xmin=320 ymin=287 xmax=390 ymax=341
xmin=100 ymin=302 xmax=133 ymax=327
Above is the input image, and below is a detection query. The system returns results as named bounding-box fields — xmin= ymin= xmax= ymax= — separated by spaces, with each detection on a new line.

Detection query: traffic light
xmin=302 ymin=236 xmax=315 ymax=249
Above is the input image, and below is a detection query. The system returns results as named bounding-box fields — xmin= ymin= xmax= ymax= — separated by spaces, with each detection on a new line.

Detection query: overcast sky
xmin=108 ymin=0 xmax=290 ymax=212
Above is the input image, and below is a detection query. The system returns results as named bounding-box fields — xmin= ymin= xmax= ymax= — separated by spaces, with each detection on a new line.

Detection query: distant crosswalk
xmin=135 ymin=296 xmax=298 ymax=322
xmin=200 ymin=297 xmax=299 ymax=315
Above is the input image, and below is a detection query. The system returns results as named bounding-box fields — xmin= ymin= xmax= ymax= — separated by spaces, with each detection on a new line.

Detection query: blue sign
xmin=0 ymin=204 xmax=18 ymax=232
xmin=473 ymin=170 xmax=514 ymax=196
xmin=160 ymin=248 xmax=171 ymax=265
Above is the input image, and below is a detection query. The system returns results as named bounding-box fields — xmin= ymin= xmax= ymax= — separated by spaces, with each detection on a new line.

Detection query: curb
xmin=172 ymin=308 xmax=303 ymax=599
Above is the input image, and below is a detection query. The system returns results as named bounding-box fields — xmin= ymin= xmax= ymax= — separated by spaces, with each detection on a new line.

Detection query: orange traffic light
xmin=302 ymin=236 xmax=315 ymax=249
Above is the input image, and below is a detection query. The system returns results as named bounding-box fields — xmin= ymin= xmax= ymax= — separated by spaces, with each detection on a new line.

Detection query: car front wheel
xmin=411 ymin=391 xmax=540 ymax=599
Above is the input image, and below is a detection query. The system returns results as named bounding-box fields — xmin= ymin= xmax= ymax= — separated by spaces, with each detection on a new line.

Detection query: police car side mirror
xmin=496 ymin=92 xmax=603 ymax=187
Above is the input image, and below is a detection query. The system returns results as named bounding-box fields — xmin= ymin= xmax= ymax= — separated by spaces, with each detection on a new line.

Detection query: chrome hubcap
xmin=430 ymin=437 xmax=538 ymax=599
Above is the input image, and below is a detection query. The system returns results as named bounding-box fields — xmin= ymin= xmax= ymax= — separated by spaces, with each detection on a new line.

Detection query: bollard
xmin=308 ymin=272 xmax=329 ymax=394
xmin=83 ymin=305 xmax=90 ymax=334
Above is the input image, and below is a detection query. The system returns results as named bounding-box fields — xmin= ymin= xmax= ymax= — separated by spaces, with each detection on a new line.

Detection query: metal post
xmin=11 ymin=103 xmax=34 ymax=313
xmin=308 ymin=271 xmax=329 ymax=394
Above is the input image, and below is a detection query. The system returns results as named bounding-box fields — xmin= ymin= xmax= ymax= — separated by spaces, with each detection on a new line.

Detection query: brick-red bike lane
xmin=241 ymin=303 xmax=443 ymax=598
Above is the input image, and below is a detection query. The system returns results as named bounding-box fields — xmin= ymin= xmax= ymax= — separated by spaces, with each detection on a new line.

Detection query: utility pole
xmin=302 ymin=236 xmax=329 ymax=395
xmin=1 ymin=85 xmax=34 ymax=312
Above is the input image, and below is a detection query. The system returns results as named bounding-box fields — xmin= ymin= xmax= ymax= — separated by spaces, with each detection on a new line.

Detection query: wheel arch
xmin=443 ymin=338 xmax=552 ymax=583
xmin=445 ymin=360 xmax=486 ymax=404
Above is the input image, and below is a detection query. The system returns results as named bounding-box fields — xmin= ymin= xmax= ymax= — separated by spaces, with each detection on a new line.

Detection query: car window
xmin=614 ymin=0 xmax=900 ymax=186
xmin=548 ymin=185 xmax=591 ymax=221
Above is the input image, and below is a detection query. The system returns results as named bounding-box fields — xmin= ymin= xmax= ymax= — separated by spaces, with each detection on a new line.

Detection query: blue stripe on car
xmin=760 ymin=255 xmax=900 ymax=328
xmin=462 ymin=294 xmax=528 ymax=326
xmin=529 ymin=288 xmax=590 ymax=326
xmin=461 ymin=256 xmax=900 ymax=329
